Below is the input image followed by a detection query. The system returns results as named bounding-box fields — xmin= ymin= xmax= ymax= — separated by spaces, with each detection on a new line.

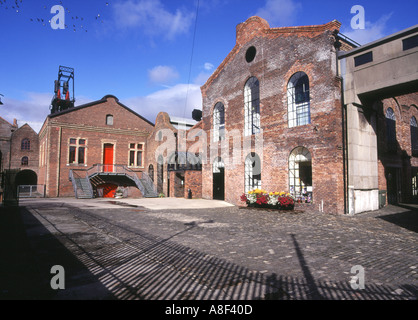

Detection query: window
xmin=288 ymin=72 xmax=311 ymax=128
xmin=244 ymin=77 xmax=260 ymax=136
xmin=411 ymin=116 xmax=418 ymax=156
xmin=21 ymin=156 xmax=29 ymax=166
xmin=403 ymin=35 xmax=418 ymax=51
xmin=213 ymin=157 xmax=224 ymax=173
xmin=244 ymin=153 xmax=261 ymax=193
xmin=129 ymin=143 xmax=144 ymax=167
xmin=289 ymin=147 xmax=312 ymax=202
xmin=106 ymin=114 xmax=114 ymax=126
xmin=69 ymin=138 xmax=87 ymax=165
xmin=354 ymin=51 xmax=373 ymax=67
xmin=21 ymin=138 xmax=30 ymax=150
xmin=245 ymin=46 xmax=256 ymax=63
xmin=385 ymin=107 xmax=397 ymax=152
xmin=213 ymin=102 xmax=225 ymax=142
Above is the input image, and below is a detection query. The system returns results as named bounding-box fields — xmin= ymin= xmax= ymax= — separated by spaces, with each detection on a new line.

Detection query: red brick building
xmin=38 ymin=95 xmax=155 ymax=198
xmin=200 ymin=17 xmax=352 ymax=214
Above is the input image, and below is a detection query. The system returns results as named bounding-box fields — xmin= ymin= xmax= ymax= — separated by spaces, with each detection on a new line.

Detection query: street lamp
xmin=0 ymin=94 xmax=4 ymax=105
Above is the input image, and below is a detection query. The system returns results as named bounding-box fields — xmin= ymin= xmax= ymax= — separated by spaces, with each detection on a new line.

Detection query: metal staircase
xmin=69 ymin=170 xmax=94 ymax=199
xmin=69 ymin=164 xmax=158 ymax=199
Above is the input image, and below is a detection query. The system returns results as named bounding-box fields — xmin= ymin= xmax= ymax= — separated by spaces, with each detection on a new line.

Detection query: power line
xmin=183 ymin=0 xmax=200 ymax=120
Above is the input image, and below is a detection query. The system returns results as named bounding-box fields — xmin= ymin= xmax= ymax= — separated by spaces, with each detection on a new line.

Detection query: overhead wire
xmin=183 ymin=0 xmax=200 ymax=120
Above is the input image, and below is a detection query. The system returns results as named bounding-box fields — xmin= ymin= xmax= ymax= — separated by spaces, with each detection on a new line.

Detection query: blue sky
xmin=0 ymin=0 xmax=417 ymax=132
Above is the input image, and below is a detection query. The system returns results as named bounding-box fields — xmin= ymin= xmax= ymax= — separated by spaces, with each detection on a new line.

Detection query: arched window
xmin=21 ymin=156 xmax=29 ymax=166
xmin=385 ymin=107 xmax=397 ymax=152
xmin=411 ymin=116 xmax=418 ymax=156
xmin=289 ymin=147 xmax=312 ymax=202
xmin=288 ymin=72 xmax=311 ymax=128
xmin=213 ymin=157 xmax=224 ymax=173
xmin=244 ymin=77 xmax=260 ymax=136
xmin=21 ymin=138 xmax=30 ymax=150
xmin=106 ymin=114 xmax=114 ymax=126
xmin=213 ymin=102 xmax=225 ymax=142
xmin=244 ymin=152 xmax=261 ymax=193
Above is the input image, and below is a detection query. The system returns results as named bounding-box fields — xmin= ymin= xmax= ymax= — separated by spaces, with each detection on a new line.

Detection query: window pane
xmin=79 ymin=139 xmax=86 ymax=145
xmin=69 ymin=146 xmax=76 ymax=163
xmin=70 ymin=138 xmax=77 ymax=144
xmin=130 ymin=143 xmax=135 ymax=149
xmin=129 ymin=151 xmax=135 ymax=166
xmin=78 ymin=147 xmax=85 ymax=164
xmin=21 ymin=139 xmax=30 ymax=150
xmin=137 ymin=144 xmax=143 ymax=150
xmin=137 ymin=151 xmax=143 ymax=167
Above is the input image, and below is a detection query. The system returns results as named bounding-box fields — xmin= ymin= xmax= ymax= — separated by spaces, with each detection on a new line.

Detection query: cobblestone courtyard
xmin=1 ymin=198 xmax=417 ymax=300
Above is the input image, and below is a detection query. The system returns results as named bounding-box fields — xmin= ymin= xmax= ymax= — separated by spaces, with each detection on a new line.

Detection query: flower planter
xmin=241 ymin=189 xmax=295 ymax=212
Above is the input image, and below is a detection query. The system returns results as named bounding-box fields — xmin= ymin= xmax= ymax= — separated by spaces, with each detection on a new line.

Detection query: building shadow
xmin=378 ymin=205 xmax=418 ymax=233
xmin=0 ymin=206 xmax=117 ymax=300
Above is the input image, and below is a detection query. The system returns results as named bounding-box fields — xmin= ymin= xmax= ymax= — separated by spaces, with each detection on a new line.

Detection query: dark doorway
xmin=15 ymin=170 xmax=37 ymax=186
xmin=213 ymin=168 xmax=225 ymax=200
xmin=386 ymin=167 xmax=401 ymax=204
xmin=157 ymin=156 xmax=163 ymax=195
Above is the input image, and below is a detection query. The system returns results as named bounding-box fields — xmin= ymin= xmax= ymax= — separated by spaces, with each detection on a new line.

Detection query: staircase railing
xmin=70 ymin=164 xmax=157 ymax=198
xmin=69 ymin=168 xmax=93 ymax=199
xmin=140 ymin=171 xmax=157 ymax=194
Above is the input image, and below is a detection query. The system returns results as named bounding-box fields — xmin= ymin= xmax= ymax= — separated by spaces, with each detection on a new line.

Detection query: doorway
xmin=386 ymin=167 xmax=401 ymax=204
xmin=213 ymin=157 xmax=224 ymax=200
xmin=103 ymin=144 xmax=114 ymax=172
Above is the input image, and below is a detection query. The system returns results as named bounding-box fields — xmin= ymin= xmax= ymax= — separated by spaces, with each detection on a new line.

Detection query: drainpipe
xmin=56 ymin=126 xmax=62 ymax=197
xmin=333 ymin=31 xmax=349 ymax=214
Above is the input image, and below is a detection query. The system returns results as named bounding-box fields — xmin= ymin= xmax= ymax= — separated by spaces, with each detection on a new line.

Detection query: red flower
xmin=240 ymin=194 xmax=248 ymax=202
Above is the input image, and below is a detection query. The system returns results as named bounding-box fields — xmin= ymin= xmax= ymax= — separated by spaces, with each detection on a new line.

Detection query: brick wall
xmin=377 ymin=93 xmax=418 ymax=203
xmin=39 ymin=96 xmax=154 ymax=198
xmin=201 ymin=17 xmax=346 ymax=214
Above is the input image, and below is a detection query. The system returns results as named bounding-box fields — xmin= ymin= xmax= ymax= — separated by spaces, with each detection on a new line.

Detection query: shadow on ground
xmin=377 ymin=205 xmax=418 ymax=233
xmin=1 ymin=205 xmax=417 ymax=300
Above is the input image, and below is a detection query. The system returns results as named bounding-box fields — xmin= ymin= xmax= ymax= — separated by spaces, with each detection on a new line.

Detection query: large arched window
xmin=213 ymin=102 xmax=225 ymax=142
xmin=411 ymin=116 xmax=418 ymax=156
xmin=289 ymin=147 xmax=312 ymax=202
xmin=245 ymin=152 xmax=261 ymax=193
xmin=385 ymin=107 xmax=397 ymax=152
xmin=244 ymin=77 xmax=260 ymax=136
xmin=288 ymin=72 xmax=311 ymax=128
xmin=21 ymin=138 xmax=30 ymax=150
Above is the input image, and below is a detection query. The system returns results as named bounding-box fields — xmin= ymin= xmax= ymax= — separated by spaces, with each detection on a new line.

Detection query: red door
xmin=101 ymin=183 xmax=118 ymax=198
xmin=103 ymin=144 xmax=114 ymax=172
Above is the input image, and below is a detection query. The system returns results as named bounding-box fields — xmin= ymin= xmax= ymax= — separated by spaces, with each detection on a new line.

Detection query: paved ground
xmin=0 ymin=197 xmax=417 ymax=301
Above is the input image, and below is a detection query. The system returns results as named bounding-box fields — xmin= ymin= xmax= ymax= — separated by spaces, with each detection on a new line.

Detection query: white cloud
xmin=342 ymin=13 xmax=393 ymax=45
xmin=204 ymin=62 xmax=214 ymax=71
xmin=112 ymin=0 xmax=194 ymax=40
xmin=255 ymin=0 xmax=302 ymax=27
xmin=148 ymin=65 xmax=180 ymax=85
xmin=122 ymin=83 xmax=202 ymax=123
xmin=1 ymin=92 xmax=52 ymax=133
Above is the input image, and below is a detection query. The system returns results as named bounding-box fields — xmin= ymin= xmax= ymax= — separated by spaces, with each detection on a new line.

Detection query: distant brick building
xmin=0 ymin=117 xmax=39 ymax=202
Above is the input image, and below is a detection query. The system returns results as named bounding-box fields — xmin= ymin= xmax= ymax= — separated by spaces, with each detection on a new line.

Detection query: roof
xmin=202 ymin=16 xmax=342 ymax=92
xmin=48 ymin=95 xmax=155 ymax=127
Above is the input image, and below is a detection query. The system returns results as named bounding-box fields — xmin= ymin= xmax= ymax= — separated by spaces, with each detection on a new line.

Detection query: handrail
xmin=71 ymin=164 xmax=157 ymax=197
xmin=141 ymin=171 xmax=157 ymax=194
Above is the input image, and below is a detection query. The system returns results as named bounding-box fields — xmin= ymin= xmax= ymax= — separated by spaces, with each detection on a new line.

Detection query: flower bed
xmin=240 ymin=189 xmax=295 ymax=211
